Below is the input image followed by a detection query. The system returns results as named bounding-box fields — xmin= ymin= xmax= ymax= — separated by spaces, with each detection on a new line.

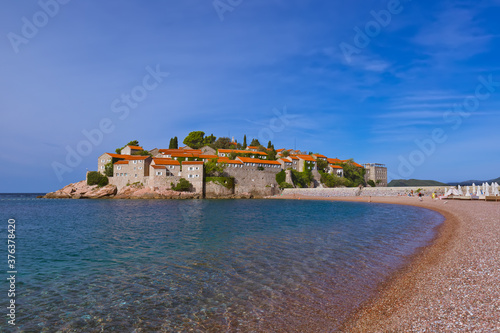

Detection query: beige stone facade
xmin=363 ymin=163 xmax=388 ymax=187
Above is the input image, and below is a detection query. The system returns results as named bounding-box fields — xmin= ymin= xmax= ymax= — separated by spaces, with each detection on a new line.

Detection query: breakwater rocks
xmin=43 ymin=181 xmax=254 ymax=199
xmin=282 ymin=186 xmax=450 ymax=198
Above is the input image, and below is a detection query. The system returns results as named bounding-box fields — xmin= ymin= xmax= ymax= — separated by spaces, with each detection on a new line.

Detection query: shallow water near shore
xmin=1 ymin=195 xmax=443 ymax=331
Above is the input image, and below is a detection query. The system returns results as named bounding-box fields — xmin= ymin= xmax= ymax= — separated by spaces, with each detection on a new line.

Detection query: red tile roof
xmin=314 ymin=154 xmax=327 ymax=158
xmin=219 ymin=159 xmax=243 ymax=164
xmin=104 ymin=153 xmax=124 ymax=159
xmin=127 ymin=145 xmax=143 ymax=150
xmin=329 ymin=165 xmax=343 ymax=169
xmin=296 ymin=154 xmax=316 ymax=162
xmin=237 ymin=157 xmax=281 ymax=165
xmin=327 ymin=158 xmax=342 ymax=164
xmin=153 ymin=159 xmax=180 ymax=166
xmin=247 ymin=146 xmax=258 ymax=149
xmin=199 ymin=154 xmax=218 ymax=159
xmin=152 ymin=165 xmax=167 ymax=169
xmin=115 ymin=160 xmax=129 ymax=165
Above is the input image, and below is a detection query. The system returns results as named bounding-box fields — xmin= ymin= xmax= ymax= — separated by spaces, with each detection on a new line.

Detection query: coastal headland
xmin=272 ymin=192 xmax=500 ymax=332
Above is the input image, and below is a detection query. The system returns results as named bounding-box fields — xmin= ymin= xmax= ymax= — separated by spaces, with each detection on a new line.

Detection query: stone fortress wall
xmin=282 ymin=186 xmax=451 ymax=197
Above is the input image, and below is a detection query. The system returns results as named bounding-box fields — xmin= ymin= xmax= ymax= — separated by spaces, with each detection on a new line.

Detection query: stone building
xmin=363 ymin=163 xmax=388 ymax=187
xmin=296 ymin=155 xmax=317 ymax=172
xmin=181 ymin=161 xmax=204 ymax=193
xmin=328 ymin=164 xmax=344 ymax=177
xmin=121 ymin=145 xmax=144 ymax=155
xmin=277 ymin=158 xmax=293 ymax=170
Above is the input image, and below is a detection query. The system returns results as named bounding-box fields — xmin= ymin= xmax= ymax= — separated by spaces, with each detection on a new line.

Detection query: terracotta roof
xmin=127 ymin=145 xmax=143 ymax=150
xmin=296 ymin=154 xmax=316 ymax=162
xmin=278 ymin=159 xmax=292 ymax=164
xmin=329 ymin=165 xmax=343 ymax=169
xmin=247 ymin=146 xmax=258 ymax=149
xmin=182 ymin=161 xmax=204 ymax=165
xmin=171 ymin=153 xmax=193 ymax=157
xmin=152 ymin=165 xmax=167 ymax=169
xmin=236 ymin=157 xmax=281 ymax=165
xmin=104 ymin=153 xmax=124 ymax=159
xmin=153 ymin=159 xmax=180 ymax=166
xmin=115 ymin=160 xmax=129 ymax=165
xmin=276 ymin=148 xmax=285 ymax=152
xmin=221 ymin=159 xmax=243 ymax=164
xmin=158 ymin=149 xmax=183 ymax=154
xmin=287 ymin=156 xmax=299 ymax=160
xmin=314 ymin=154 xmax=327 ymax=158
xmin=327 ymin=158 xmax=342 ymax=164
xmin=199 ymin=154 xmax=218 ymax=159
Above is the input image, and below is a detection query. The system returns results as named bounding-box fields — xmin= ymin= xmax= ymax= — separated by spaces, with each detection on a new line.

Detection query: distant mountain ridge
xmin=388 ymin=177 xmax=500 ymax=187
xmin=387 ymin=179 xmax=448 ymax=187
xmin=447 ymin=177 xmax=500 ymax=186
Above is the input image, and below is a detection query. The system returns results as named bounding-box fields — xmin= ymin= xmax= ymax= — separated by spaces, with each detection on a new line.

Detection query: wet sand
xmin=271 ymin=195 xmax=500 ymax=332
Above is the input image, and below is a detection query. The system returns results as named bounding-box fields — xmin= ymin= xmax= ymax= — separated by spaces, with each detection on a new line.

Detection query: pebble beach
xmin=274 ymin=194 xmax=500 ymax=332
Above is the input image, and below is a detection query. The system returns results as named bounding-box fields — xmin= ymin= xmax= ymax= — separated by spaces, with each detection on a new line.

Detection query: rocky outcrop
xmin=114 ymin=185 xmax=202 ymax=199
xmin=43 ymin=181 xmax=202 ymax=199
xmin=44 ymin=181 xmax=117 ymax=199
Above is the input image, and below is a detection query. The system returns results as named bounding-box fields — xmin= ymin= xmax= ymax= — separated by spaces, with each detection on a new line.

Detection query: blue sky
xmin=1 ymin=0 xmax=500 ymax=192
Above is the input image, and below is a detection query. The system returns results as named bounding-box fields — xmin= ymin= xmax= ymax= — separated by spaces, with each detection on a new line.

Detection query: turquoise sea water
xmin=1 ymin=195 xmax=443 ymax=332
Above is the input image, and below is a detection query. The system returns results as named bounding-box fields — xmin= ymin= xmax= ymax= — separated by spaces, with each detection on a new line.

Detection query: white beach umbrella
xmin=465 ymin=186 xmax=470 ymax=196
xmin=458 ymin=185 xmax=463 ymax=196
xmin=476 ymin=186 xmax=482 ymax=196
xmin=485 ymin=183 xmax=490 ymax=196
xmin=472 ymin=183 xmax=476 ymax=193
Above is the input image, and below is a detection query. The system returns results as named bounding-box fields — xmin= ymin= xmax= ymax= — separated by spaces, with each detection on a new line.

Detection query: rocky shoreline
xmin=43 ymin=180 xmax=254 ymax=199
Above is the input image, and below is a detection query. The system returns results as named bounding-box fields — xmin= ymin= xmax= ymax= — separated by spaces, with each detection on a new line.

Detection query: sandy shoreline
xmin=271 ymin=195 xmax=500 ymax=332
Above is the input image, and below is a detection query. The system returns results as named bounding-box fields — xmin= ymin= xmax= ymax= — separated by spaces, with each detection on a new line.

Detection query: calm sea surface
xmin=1 ymin=194 xmax=443 ymax=332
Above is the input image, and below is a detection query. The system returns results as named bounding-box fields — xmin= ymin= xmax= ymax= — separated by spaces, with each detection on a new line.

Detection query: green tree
xmin=204 ymin=134 xmax=216 ymax=145
xmin=291 ymin=169 xmax=313 ymax=188
xmin=126 ymin=140 xmax=139 ymax=147
xmin=171 ymin=178 xmax=192 ymax=192
xmin=104 ymin=162 xmax=114 ymax=177
xmin=213 ymin=137 xmax=232 ymax=149
xmin=320 ymin=172 xmax=346 ymax=188
xmin=250 ymin=138 xmax=261 ymax=146
xmin=266 ymin=149 xmax=277 ymax=160
xmin=87 ymin=171 xmax=109 ymax=187
xmin=340 ymin=159 xmax=366 ymax=187
xmin=279 ymin=182 xmax=294 ymax=189
xmin=204 ymin=158 xmax=226 ymax=177
xmin=267 ymin=141 xmax=272 ymax=148
xmin=367 ymin=180 xmax=376 ymax=187
xmin=276 ymin=170 xmax=286 ymax=184
xmin=169 ymin=137 xmax=178 ymax=149
xmin=242 ymin=135 xmax=247 ymax=149
xmin=316 ymin=159 xmax=329 ymax=172
xmin=229 ymin=152 xmax=238 ymax=160
xmin=183 ymin=131 xmax=205 ymax=149
xmin=282 ymin=150 xmax=290 ymax=157
xmin=115 ymin=148 xmax=122 ymax=154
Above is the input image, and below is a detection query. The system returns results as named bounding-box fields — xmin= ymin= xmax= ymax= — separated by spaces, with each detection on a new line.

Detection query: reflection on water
xmin=1 ymin=196 xmax=443 ymax=332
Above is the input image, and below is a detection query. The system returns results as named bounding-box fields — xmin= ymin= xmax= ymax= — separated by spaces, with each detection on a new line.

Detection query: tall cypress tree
xmin=267 ymin=140 xmax=272 ymax=148
xmin=243 ymin=135 xmax=247 ymax=149
xmin=173 ymin=136 xmax=178 ymax=149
